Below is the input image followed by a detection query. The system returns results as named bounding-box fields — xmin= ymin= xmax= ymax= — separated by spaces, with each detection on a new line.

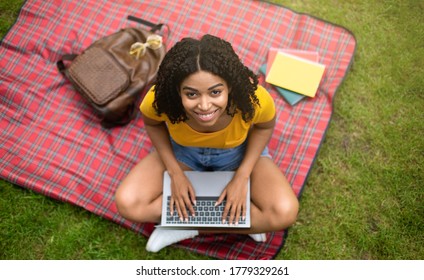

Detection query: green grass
xmin=1 ymin=0 xmax=423 ymax=260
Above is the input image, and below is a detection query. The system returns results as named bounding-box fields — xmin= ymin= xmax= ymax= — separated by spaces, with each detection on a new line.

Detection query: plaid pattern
xmin=0 ymin=0 xmax=356 ymax=259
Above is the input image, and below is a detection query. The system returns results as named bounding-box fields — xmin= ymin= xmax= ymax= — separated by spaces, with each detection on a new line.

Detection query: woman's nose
xmin=198 ymin=96 xmax=211 ymax=110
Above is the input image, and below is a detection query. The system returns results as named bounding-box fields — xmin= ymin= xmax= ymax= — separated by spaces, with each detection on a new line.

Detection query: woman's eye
xmin=186 ymin=92 xmax=197 ymax=98
xmin=210 ymin=90 xmax=221 ymax=96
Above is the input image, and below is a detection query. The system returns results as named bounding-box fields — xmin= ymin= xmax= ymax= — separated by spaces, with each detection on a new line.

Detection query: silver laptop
xmin=160 ymin=171 xmax=251 ymax=228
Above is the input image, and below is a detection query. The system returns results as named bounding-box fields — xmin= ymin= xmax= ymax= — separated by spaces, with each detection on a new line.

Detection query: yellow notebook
xmin=266 ymin=51 xmax=325 ymax=97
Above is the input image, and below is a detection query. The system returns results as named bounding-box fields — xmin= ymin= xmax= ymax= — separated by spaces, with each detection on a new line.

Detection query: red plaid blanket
xmin=0 ymin=0 xmax=356 ymax=259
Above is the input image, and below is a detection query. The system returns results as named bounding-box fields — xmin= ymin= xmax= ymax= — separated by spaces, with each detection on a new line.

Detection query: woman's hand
xmin=169 ymin=172 xmax=196 ymax=222
xmin=216 ymin=174 xmax=249 ymax=225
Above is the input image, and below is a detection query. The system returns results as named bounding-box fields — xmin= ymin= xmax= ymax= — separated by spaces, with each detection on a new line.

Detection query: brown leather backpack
xmin=57 ymin=16 xmax=167 ymax=128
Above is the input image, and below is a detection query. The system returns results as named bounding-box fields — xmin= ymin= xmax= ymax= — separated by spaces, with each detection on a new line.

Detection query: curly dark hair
xmin=153 ymin=34 xmax=259 ymax=124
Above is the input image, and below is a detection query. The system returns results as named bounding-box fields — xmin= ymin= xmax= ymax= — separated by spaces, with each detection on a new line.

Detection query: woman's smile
xmin=194 ymin=108 xmax=220 ymax=122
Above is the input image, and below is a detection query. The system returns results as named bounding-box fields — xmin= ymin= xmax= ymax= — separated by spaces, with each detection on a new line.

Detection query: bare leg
xmin=115 ymin=150 xmax=194 ymax=223
xmin=247 ymin=156 xmax=299 ymax=232
xmin=200 ymin=157 xmax=299 ymax=235
xmin=115 ymin=151 xmax=185 ymax=223
xmin=116 ymin=153 xmax=297 ymax=231
xmin=116 ymin=154 xmax=298 ymax=252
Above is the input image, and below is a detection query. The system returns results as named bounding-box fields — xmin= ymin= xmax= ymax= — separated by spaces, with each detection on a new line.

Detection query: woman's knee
xmin=269 ymin=196 xmax=299 ymax=230
xmin=114 ymin=152 xmax=165 ymax=220
xmin=251 ymin=159 xmax=299 ymax=230
xmin=114 ymin=185 xmax=139 ymax=218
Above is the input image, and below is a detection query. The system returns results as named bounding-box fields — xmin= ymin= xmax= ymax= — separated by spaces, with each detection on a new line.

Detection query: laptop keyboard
xmin=165 ymin=196 xmax=247 ymax=225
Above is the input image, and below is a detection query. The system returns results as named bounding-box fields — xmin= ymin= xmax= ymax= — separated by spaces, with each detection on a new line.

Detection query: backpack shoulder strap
xmin=127 ymin=15 xmax=170 ymax=38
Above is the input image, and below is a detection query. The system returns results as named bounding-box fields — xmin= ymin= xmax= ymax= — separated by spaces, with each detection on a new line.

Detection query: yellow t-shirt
xmin=140 ymin=85 xmax=275 ymax=148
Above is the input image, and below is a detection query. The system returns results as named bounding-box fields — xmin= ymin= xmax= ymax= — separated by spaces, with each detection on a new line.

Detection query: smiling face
xmin=179 ymin=71 xmax=230 ymax=131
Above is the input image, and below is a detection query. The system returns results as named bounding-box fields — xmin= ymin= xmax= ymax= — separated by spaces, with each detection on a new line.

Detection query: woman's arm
xmin=143 ymin=116 xmax=182 ymax=176
xmin=217 ymin=116 xmax=276 ymax=225
xmin=237 ymin=116 xmax=276 ymax=180
xmin=143 ymin=115 xmax=196 ymax=220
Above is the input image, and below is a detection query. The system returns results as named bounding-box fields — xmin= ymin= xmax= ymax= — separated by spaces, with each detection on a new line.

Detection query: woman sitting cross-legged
xmin=115 ymin=34 xmax=299 ymax=252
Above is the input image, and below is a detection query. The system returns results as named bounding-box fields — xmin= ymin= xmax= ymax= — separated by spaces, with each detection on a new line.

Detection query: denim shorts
xmin=170 ymin=138 xmax=271 ymax=171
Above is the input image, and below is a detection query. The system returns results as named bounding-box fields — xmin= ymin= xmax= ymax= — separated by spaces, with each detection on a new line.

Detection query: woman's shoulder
xmin=140 ymin=86 xmax=165 ymax=121
xmin=252 ymin=85 xmax=275 ymax=123
xmin=255 ymin=84 xmax=270 ymax=96
xmin=140 ymin=87 xmax=155 ymax=109
xmin=254 ymin=85 xmax=274 ymax=106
